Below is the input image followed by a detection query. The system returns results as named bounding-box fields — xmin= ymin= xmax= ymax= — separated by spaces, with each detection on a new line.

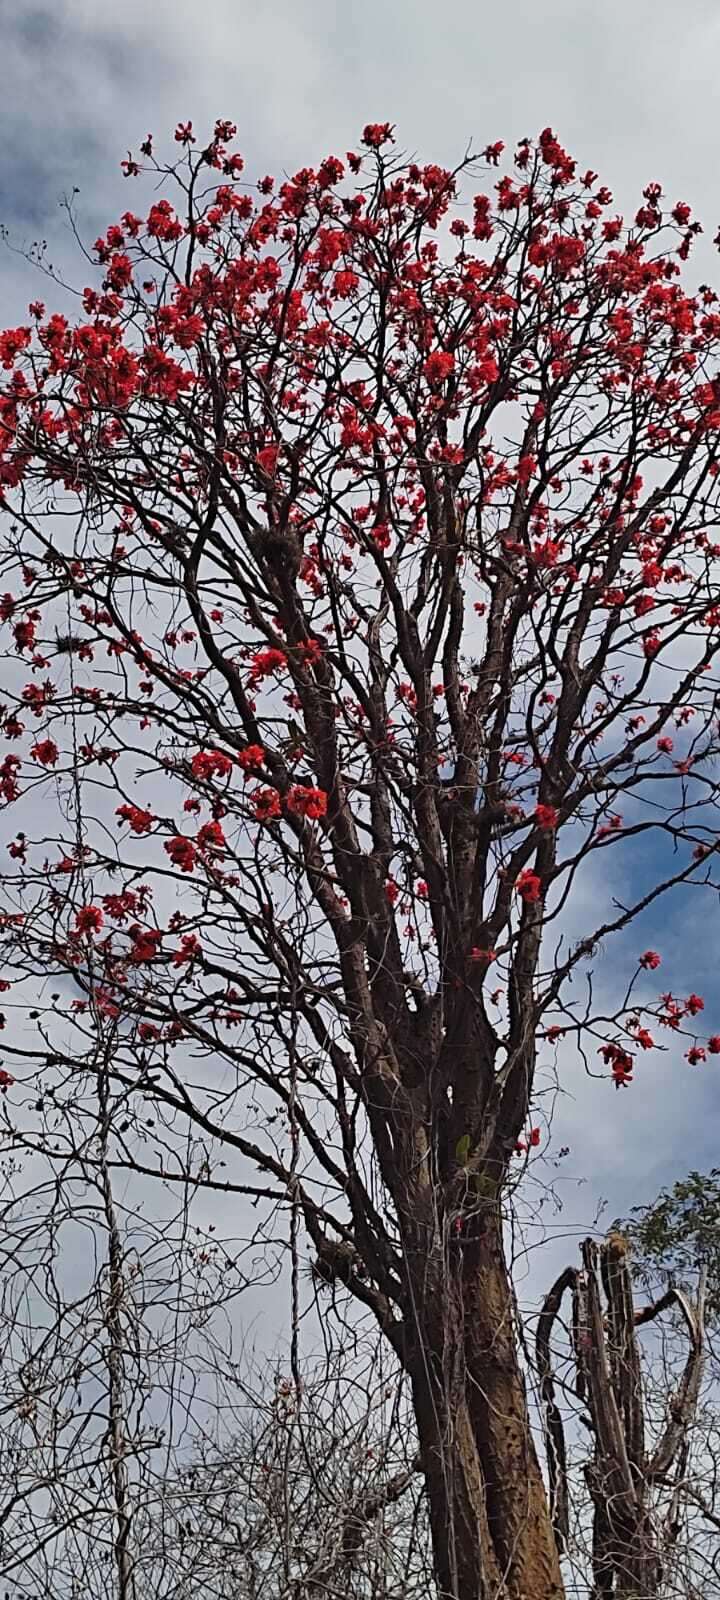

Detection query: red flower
xmin=286 ymin=785 xmax=328 ymax=820
xmin=707 ymin=1036 xmax=720 ymax=1054
xmin=528 ymin=1127 xmax=541 ymax=1148
xmin=129 ymin=926 xmax=163 ymax=964
xmin=469 ymin=947 xmax=497 ymax=963
xmin=12 ymin=617 xmax=36 ymax=656
xmin=197 ymin=820 xmax=226 ymax=853
xmin=533 ymin=540 xmax=563 ymax=569
xmin=106 ymin=252 xmax=133 ymax=291
xmin=248 ymin=647 xmax=287 ymax=684
xmin=297 ymin=637 xmax=324 ymax=667
xmin=237 ymin=744 xmax=265 ymax=773
xmin=599 ymin=1041 xmax=634 ymax=1088
xmin=0 ymin=327 xmax=31 ymax=369
xmin=534 ymin=804 xmax=558 ymax=830
xmin=0 ymin=1068 xmax=14 ymax=1089
xmin=333 ymin=269 xmax=359 ymax=299
xmin=116 ymin=803 xmax=155 ymax=835
xmin=172 ymin=933 xmax=201 ymax=966
xmin=251 ymin=787 xmax=282 ymax=822
xmin=657 ymin=736 xmax=674 ymax=753
xmin=686 ymin=1046 xmax=706 ymax=1065
xmin=384 ymin=879 xmax=400 ymax=905
xmin=164 ymin=835 xmax=197 ymax=873
xmin=686 ymin=993 xmax=705 ymax=1015
xmin=423 ymin=351 xmax=455 ymax=387
xmin=516 ymin=868 xmax=542 ymax=903
xmin=31 ymin=738 xmax=59 ymax=766
xmin=191 ymin=749 xmax=234 ymax=780
xmin=75 ymin=905 xmax=104 ymax=936
xmin=256 ymin=444 xmax=280 ymax=476
xmin=361 ymin=122 xmax=394 ymax=149
xmin=639 ymin=950 xmax=661 ymax=970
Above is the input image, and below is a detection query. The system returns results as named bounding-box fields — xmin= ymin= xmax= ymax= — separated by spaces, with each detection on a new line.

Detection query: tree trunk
xmin=404 ymin=1204 xmax=565 ymax=1600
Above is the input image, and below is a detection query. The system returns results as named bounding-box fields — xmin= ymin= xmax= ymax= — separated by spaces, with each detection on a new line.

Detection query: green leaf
xmin=455 ymin=1134 xmax=471 ymax=1166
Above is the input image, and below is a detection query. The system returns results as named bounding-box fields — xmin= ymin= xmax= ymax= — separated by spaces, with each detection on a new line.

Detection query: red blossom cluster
xmin=31 ymin=738 xmax=59 ymax=766
xmin=173 ymin=933 xmax=201 ymax=967
xmin=116 ymin=803 xmax=155 ymax=835
xmin=286 ymin=785 xmax=328 ymax=819
xmin=128 ymin=925 xmax=163 ymax=963
xmin=197 ymin=820 xmax=226 ymax=854
xmin=164 ymin=836 xmax=197 ymax=873
xmin=248 ymin=648 xmax=287 ymax=685
xmin=599 ymin=1042 xmax=635 ymax=1089
xmin=251 ymin=788 xmax=282 ymax=823
xmin=516 ymin=869 xmax=542 ymax=903
xmin=248 ymin=783 xmax=328 ymax=824
xmin=516 ymin=1127 xmax=541 ymax=1154
xmin=236 ymin=745 xmax=265 ymax=773
xmin=191 ymin=749 xmax=234 ymax=780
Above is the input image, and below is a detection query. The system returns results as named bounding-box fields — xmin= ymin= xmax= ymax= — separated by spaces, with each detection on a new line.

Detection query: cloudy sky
xmin=3 ymin=1 xmax=720 ymax=256
xmin=2 ymin=0 xmax=720 ymax=1321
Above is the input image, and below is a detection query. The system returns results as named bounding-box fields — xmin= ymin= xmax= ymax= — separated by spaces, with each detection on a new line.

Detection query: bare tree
xmin=539 ymin=1235 xmax=707 ymax=1598
xmin=0 ymin=1138 xmax=427 ymax=1600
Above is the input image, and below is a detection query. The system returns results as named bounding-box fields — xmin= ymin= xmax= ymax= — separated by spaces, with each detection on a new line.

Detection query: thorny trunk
xmin=403 ymin=1205 xmax=564 ymax=1600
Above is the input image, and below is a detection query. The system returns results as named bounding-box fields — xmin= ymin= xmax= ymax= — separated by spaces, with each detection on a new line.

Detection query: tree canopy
xmin=1 ymin=117 xmax=720 ymax=1598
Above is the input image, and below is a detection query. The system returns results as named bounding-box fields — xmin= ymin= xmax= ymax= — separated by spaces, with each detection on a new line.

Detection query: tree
xmin=538 ymin=1234 xmax=708 ymax=1599
xmin=0 ymin=1217 xmax=426 ymax=1600
xmin=0 ymin=115 xmax=720 ymax=1597
xmin=626 ymin=1168 xmax=720 ymax=1323
xmin=136 ymin=1362 xmax=427 ymax=1600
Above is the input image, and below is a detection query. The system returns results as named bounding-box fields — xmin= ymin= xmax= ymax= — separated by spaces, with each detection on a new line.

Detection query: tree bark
xmin=403 ymin=1204 xmax=565 ymax=1600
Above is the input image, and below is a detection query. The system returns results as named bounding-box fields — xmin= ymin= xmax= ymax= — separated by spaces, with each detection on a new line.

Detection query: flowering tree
xmin=1 ymin=117 xmax=720 ymax=1598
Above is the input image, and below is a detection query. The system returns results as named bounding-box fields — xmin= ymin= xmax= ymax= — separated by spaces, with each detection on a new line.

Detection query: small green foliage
xmin=471 ymin=1173 xmax=496 ymax=1200
xmin=455 ymin=1133 xmax=472 ymax=1167
xmin=622 ymin=1167 xmax=720 ymax=1320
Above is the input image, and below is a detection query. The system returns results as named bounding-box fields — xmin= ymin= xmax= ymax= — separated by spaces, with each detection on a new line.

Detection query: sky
xmin=3 ymin=0 xmax=720 ymax=261
xmin=2 ymin=0 xmax=720 ymax=1333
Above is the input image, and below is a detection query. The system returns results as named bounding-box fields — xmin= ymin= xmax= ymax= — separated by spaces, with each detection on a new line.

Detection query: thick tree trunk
xmin=411 ymin=1371 xmax=506 ymax=1599
xmin=404 ymin=1205 xmax=565 ymax=1600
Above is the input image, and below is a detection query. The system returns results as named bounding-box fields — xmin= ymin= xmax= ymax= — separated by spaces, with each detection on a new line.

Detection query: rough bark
xmin=403 ymin=1204 xmax=565 ymax=1600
